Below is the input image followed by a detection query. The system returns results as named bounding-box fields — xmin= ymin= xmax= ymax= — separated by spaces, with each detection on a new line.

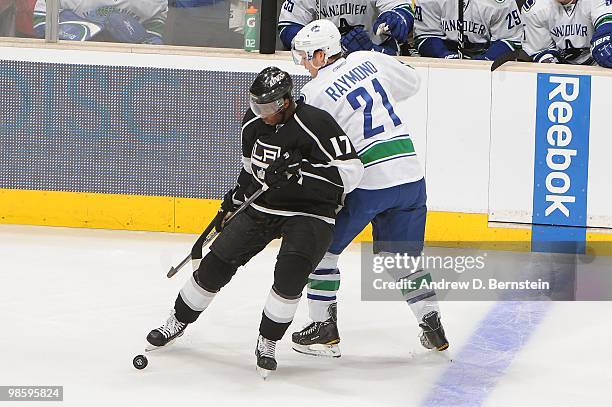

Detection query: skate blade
xmin=256 ymin=366 xmax=274 ymax=380
xmin=292 ymin=343 xmax=341 ymax=358
xmin=144 ymin=332 xmax=184 ymax=352
xmin=436 ymin=342 xmax=449 ymax=351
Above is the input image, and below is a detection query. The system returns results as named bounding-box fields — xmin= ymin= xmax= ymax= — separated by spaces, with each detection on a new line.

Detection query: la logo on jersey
xmin=251 ymin=140 xmax=282 ymax=181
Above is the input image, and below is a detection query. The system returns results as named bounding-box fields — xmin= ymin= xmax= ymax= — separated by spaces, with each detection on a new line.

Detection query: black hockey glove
xmin=215 ymin=186 xmax=244 ymax=232
xmin=264 ymin=150 xmax=302 ymax=189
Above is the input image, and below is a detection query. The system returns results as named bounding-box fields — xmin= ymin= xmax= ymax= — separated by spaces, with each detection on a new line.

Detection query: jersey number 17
xmin=347 ymin=78 xmax=402 ymax=139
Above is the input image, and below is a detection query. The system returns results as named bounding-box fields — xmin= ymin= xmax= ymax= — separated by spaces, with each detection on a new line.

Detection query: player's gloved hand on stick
xmin=373 ymin=10 xmax=409 ymax=42
xmin=531 ymin=48 xmax=563 ymax=63
xmin=341 ymin=27 xmax=397 ymax=55
xmin=591 ymin=27 xmax=612 ymax=68
xmin=215 ymin=186 xmax=243 ymax=232
xmin=264 ymin=150 xmax=302 ymax=189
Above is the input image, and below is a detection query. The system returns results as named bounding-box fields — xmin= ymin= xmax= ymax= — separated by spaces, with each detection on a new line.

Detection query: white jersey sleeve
xmin=592 ymin=0 xmax=612 ymax=31
xmin=279 ymin=0 xmax=317 ymax=28
xmin=487 ymin=0 xmax=523 ymax=46
xmin=522 ymin=0 xmax=557 ymax=58
xmin=413 ymin=0 xmax=445 ymax=41
xmin=371 ymin=53 xmax=420 ymax=100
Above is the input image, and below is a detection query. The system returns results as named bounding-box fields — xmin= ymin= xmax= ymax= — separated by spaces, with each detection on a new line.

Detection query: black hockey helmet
xmin=249 ymin=67 xmax=293 ymax=117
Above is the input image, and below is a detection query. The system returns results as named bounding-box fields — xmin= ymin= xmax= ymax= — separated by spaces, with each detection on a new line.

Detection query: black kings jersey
xmin=241 ymin=101 xmax=364 ymax=224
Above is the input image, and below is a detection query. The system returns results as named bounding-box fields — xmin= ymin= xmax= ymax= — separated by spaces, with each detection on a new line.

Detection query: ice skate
xmin=255 ymin=334 xmax=277 ymax=379
xmin=292 ymin=303 xmax=341 ymax=358
xmin=146 ymin=311 xmax=188 ymax=351
xmin=419 ymin=310 xmax=449 ymax=351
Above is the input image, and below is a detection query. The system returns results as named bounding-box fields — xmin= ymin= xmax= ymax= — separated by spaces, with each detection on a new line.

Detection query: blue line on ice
xmin=421 ymin=301 xmax=550 ymax=407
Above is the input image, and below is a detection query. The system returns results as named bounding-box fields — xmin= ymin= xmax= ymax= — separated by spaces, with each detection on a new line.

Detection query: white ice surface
xmin=0 ymin=225 xmax=610 ymax=407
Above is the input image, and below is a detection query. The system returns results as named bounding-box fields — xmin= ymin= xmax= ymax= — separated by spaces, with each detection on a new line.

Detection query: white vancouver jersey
xmin=299 ymin=51 xmax=424 ymax=190
xmin=522 ymin=0 xmax=612 ymax=64
xmin=34 ymin=0 xmax=167 ymax=24
xmin=414 ymin=0 xmax=523 ymax=54
xmin=279 ymin=0 xmax=410 ymax=43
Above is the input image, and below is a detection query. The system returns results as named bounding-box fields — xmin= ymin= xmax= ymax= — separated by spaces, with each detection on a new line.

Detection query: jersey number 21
xmin=347 ymin=78 xmax=402 ymax=139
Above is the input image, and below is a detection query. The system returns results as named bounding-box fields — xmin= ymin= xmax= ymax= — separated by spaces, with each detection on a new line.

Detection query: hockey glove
xmin=104 ymin=11 xmax=147 ymax=44
xmin=531 ymin=48 xmax=563 ymax=63
xmin=472 ymin=40 xmax=515 ymax=61
xmin=52 ymin=10 xmax=104 ymax=41
xmin=215 ymin=186 xmax=244 ymax=232
xmin=373 ymin=9 xmax=412 ymax=43
xmin=591 ymin=25 xmax=612 ymax=68
xmin=264 ymin=150 xmax=302 ymax=189
xmin=418 ymin=37 xmax=456 ymax=58
xmin=341 ymin=27 xmax=398 ymax=55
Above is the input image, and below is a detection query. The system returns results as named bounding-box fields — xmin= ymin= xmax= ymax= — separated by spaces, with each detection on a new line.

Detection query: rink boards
xmin=1 ymin=41 xmax=611 ymax=247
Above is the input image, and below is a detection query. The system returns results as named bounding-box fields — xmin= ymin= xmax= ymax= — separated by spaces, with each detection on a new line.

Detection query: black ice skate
xmin=255 ymin=334 xmax=277 ymax=379
xmin=419 ymin=310 xmax=449 ymax=351
xmin=146 ymin=311 xmax=188 ymax=350
xmin=292 ymin=303 xmax=341 ymax=358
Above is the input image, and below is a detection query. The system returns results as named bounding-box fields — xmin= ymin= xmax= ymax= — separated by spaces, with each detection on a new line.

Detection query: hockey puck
xmin=133 ymin=355 xmax=148 ymax=370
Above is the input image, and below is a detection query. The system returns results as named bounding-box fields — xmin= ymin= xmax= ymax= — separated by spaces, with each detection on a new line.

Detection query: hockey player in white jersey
xmin=279 ymin=0 xmax=414 ymax=56
xmin=522 ymin=0 xmax=612 ymax=66
xmin=290 ymin=19 xmax=449 ymax=357
xmin=33 ymin=0 xmax=167 ymax=44
xmin=414 ymin=0 xmax=523 ymax=59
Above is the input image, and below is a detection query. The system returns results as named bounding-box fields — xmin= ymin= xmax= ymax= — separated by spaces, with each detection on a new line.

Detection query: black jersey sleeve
xmin=293 ymin=103 xmax=364 ymax=194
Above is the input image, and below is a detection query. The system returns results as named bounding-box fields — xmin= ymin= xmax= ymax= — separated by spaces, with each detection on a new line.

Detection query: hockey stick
xmin=315 ymin=0 xmax=321 ymax=19
xmin=458 ymin=0 xmax=465 ymax=59
xmin=166 ymin=184 xmax=269 ymax=278
xmin=490 ymin=50 xmax=518 ymax=71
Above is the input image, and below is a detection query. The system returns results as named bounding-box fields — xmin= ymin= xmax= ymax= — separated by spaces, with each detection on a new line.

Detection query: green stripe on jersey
xmin=309 ymin=279 xmax=341 ymax=291
xmin=359 ymin=138 xmax=415 ymax=166
xmin=595 ymin=14 xmax=612 ymax=29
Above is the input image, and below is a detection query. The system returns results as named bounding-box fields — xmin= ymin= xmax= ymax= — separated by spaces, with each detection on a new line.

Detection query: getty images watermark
xmin=361 ymin=242 xmax=612 ymax=301
xmin=371 ymin=252 xmax=549 ymax=292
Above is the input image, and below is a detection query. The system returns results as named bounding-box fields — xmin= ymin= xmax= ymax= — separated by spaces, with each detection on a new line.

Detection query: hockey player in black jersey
xmin=146 ymin=67 xmax=364 ymax=377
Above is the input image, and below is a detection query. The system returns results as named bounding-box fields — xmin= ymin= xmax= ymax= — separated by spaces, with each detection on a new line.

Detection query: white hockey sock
xmin=376 ymin=252 xmax=441 ymax=323
xmin=179 ymin=274 xmax=216 ymax=312
xmin=263 ymin=288 xmax=301 ymax=324
xmin=408 ymin=296 xmax=441 ymax=322
xmin=308 ymin=252 xmax=340 ymax=322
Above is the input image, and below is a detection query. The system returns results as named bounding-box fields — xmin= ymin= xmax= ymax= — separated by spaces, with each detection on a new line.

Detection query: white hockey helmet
xmin=291 ymin=19 xmax=342 ymax=65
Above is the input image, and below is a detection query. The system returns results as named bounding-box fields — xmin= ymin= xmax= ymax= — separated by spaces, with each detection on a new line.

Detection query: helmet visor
xmin=249 ymin=97 xmax=285 ymax=118
xmin=291 ymin=47 xmax=308 ymax=65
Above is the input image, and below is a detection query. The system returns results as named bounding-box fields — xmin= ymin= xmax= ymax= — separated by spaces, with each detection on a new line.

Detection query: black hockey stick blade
xmin=491 ymin=50 xmax=519 ymax=71
xmin=167 ymin=253 xmax=191 ymax=278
